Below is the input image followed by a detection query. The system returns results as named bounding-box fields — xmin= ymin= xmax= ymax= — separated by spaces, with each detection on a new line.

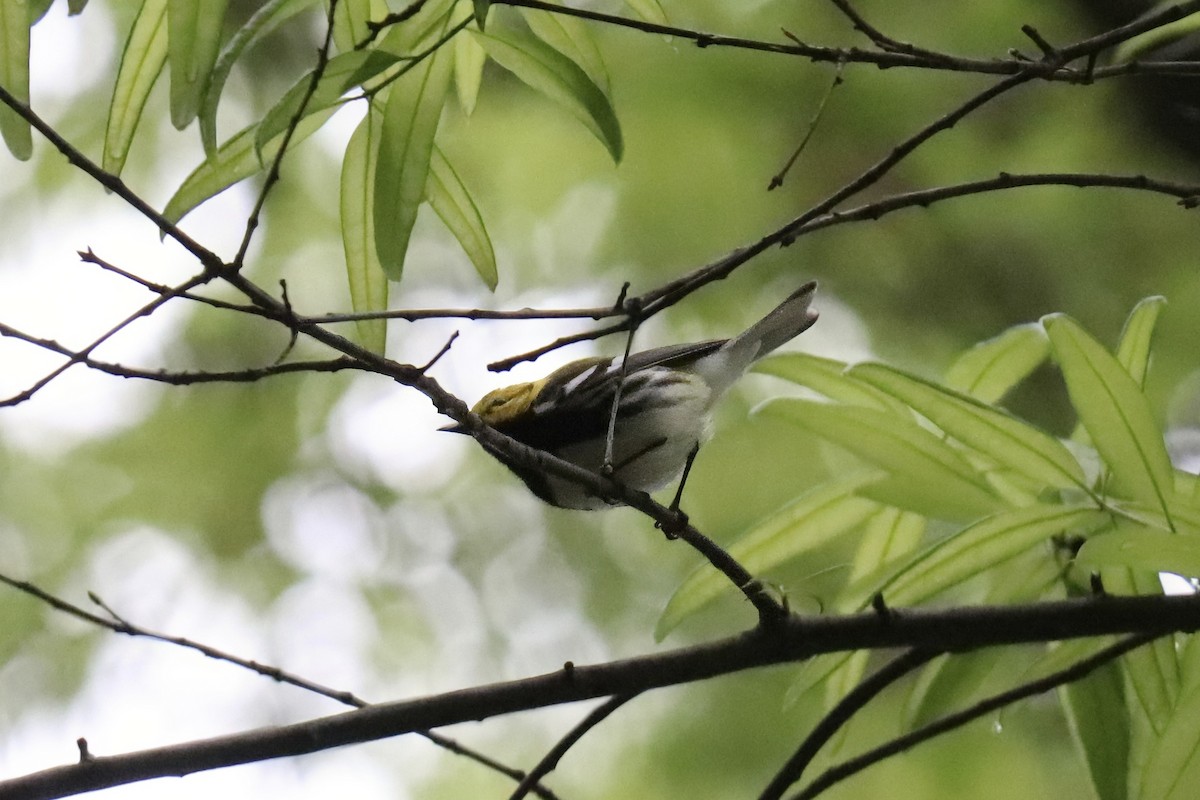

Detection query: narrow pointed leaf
xmin=1116 ymin=296 xmax=1167 ymax=388
xmin=427 ymin=145 xmax=496 ymax=289
xmin=753 ymin=353 xmax=906 ymax=413
xmin=521 ymin=6 xmax=610 ymax=94
xmin=167 ymin=0 xmax=229 ymax=129
xmin=373 ymin=43 xmax=452 ymax=280
xmin=453 ymin=21 xmax=486 ymax=113
xmin=850 ymin=362 xmax=1086 ymax=490
xmin=163 ymin=108 xmax=335 ymax=225
xmin=475 ymin=27 xmax=622 ymax=162
xmin=472 ymin=0 xmax=490 ymax=29
xmin=254 ymin=48 xmax=402 ymax=157
xmin=1101 ymin=564 xmax=1179 ymax=735
xmin=657 ymin=477 xmax=879 ymax=640
xmin=1078 ymin=526 xmax=1200 ymax=577
xmin=333 ymin=0 xmax=378 ymax=52
xmin=1045 ymin=314 xmax=1174 ymax=520
xmin=200 ymin=0 xmax=319 ymax=156
xmin=832 ymin=506 xmax=927 ymax=616
xmin=0 ymin=0 xmax=32 ymax=159
xmin=876 ymin=504 xmax=1105 ymax=606
xmin=1061 ymin=646 xmax=1130 ymax=800
xmin=103 ymin=0 xmax=169 ymax=176
xmin=1140 ymin=679 xmax=1200 ymax=800
xmin=1116 ymin=10 xmax=1200 ymax=62
xmin=845 ymin=507 xmax=926 ymax=589
xmin=759 ymin=398 xmax=1001 ymax=520
xmin=30 ymin=0 xmax=53 ymax=23
xmin=945 ymin=323 xmax=1049 ymax=403
xmin=623 ymin=0 xmax=668 ymax=24
xmin=342 ymin=111 xmax=387 ymax=353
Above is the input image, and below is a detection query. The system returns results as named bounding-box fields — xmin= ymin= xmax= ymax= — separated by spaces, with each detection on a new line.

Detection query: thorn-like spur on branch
xmin=419 ymin=331 xmax=460 ymax=373
xmin=1021 ymin=24 xmax=1059 ymax=60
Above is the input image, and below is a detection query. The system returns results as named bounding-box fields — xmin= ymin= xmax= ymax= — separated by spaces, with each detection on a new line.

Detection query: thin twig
xmin=0 ymin=575 xmax=561 ymax=800
xmin=768 ymin=58 xmax=846 ymax=191
xmin=508 ymin=693 xmax=640 ymax=800
xmin=4 ymin=598 xmax=1200 ymax=799
xmin=233 ymin=0 xmax=341 ymax=269
xmin=787 ymin=632 xmax=1161 ymax=800
xmin=758 ymin=648 xmax=939 ymax=800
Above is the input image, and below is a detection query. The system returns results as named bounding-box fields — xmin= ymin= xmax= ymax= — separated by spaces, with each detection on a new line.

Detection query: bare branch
xmin=758 ymin=648 xmax=939 ymax=800
xmin=0 ymin=575 xmax=561 ymax=800
xmin=3 ymin=596 xmax=1199 ymax=800
xmin=788 ymin=632 xmax=1160 ymax=800
xmin=509 ymin=693 xmax=640 ymax=800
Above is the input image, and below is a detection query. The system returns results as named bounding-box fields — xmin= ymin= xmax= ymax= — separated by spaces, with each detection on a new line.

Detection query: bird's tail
xmin=693 ymin=281 xmax=818 ymax=396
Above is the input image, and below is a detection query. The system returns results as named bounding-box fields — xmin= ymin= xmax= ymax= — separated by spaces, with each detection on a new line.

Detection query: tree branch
xmin=3 ymin=595 xmax=1199 ymax=800
xmin=788 ymin=632 xmax=1160 ymax=800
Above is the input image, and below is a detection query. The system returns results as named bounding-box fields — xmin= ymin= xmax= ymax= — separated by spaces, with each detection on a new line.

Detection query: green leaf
xmin=845 ymin=507 xmax=926 ymax=589
xmin=1140 ymin=677 xmax=1200 ymax=800
xmin=875 ymin=504 xmax=1105 ymax=606
xmin=759 ymin=398 xmax=1002 ymax=520
xmin=520 ymin=6 xmax=610 ymax=94
xmin=1115 ymin=10 xmax=1200 ymax=63
xmin=200 ymin=0 xmax=319 ymax=157
xmin=254 ymin=48 xmax=402 ymax=158
xmin=907 ymin=647 xmax=1031 ymax=729
xmin=1078 ymin=525 xmax=1200 ymax=577
xmin=373 ymin=42 xmax=452 ymax=280
xmin=166 ymin=0 xmax=230 ymax=130
xmin=30 ymin=0 xmax=53 ymax=24
xmin=753 ymin=352 xmax=905 ymax=412
xmin=1101 ymin=565 xmax=1179 ymax=735
xmin=0 ymin=0 xmax=32 ymax=160
xmin=333 ymin=0 xmax=381 ymax=52
xmin=341 ymin=111 xmax=388 ymax=354
xmin=103 ymin=0 xmax=169 ymax=176
xmin=623 ymin=0 xmax=668 ymax=25
xmin=1116 ymin=296 xmax=1167 ymax=388
xmin=453 ymin=18 xmax=486 ymax=113
xmin=67 ymin=0 xmax=88 ymax=13
xmin=850 ymin=362 xmax=1086 ymax=491
xmin=944 ymin=323 xmax=1049 ymax=403
xmin=1060 ymin=642 xmax=1131 ymax=800
xmin=475 ymin=27 xmax=622 ymax=162
xmin=427 ymin=145 xmax=497 ymax=289
xmin=832 ymin=506 xmax=926 ymax=616
xmin=163 ymin=107 xmax=336 ymax=226
xmin=472 ymin=0 xmax=490 ymax=29
xmin=657 ymin=476 xmax=880 ymax=640
xmin=1045 ymin=313 xmax=1175 ymax=522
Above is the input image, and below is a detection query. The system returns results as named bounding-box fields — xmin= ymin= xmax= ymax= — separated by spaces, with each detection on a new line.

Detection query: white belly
xmin=550 ymin=372 xmax=712 ymax=509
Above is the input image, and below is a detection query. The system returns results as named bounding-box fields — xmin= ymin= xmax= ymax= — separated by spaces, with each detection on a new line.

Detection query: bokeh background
xmin=2 ymin=0 xmax=1199 ymax=797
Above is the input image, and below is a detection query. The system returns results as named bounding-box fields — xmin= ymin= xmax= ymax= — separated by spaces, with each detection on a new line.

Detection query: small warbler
xmin=446 ymin=281 xmax=818 ymax=510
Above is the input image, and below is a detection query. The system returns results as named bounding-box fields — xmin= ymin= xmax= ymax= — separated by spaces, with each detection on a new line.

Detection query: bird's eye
xmin=489 ymin=395 xmax=508 ymax=409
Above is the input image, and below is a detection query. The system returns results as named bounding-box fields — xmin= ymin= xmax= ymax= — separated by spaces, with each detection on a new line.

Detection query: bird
xmin=444 ymin=281 xmax=818 ymax=510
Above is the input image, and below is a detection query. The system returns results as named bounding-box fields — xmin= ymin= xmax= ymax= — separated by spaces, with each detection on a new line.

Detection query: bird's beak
xmin=440 ymin=422 xmax=468 ymax=434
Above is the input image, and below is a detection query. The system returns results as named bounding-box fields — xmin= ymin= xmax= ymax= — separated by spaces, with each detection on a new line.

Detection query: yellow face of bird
xmin=471 ymin=381 xmax=541 ymax=425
